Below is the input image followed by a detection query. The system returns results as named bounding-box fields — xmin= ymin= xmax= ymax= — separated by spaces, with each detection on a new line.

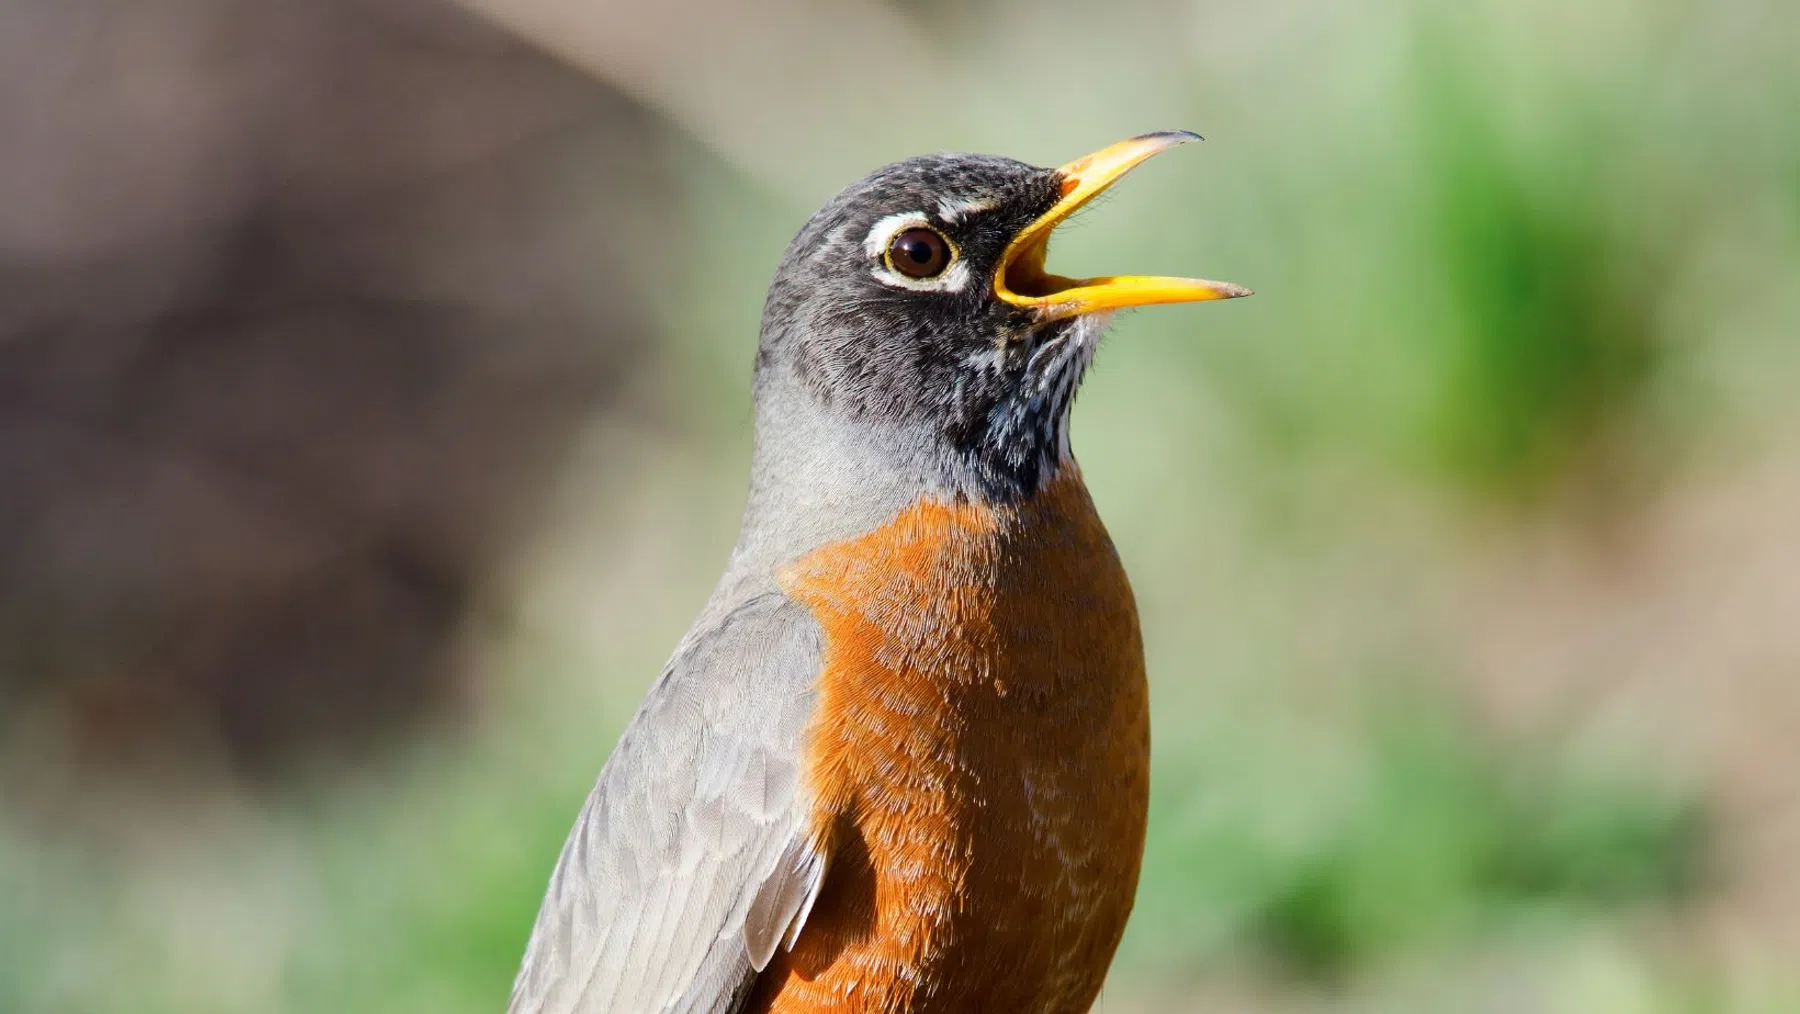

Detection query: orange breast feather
xmin=751 ymin=470 xmax=1149 ymax=1014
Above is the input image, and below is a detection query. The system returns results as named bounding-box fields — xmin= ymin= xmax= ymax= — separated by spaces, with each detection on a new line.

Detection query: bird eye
xmin=885 ymin=227 xmax=952 ymax=279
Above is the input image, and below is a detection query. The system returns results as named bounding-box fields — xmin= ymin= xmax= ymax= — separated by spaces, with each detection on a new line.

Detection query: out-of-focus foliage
xmin=1135 ymin=689 xmax=1706 ymax=982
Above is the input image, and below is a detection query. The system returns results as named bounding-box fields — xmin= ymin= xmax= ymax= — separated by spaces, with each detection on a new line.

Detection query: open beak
xmin=995 ymin=131 xmax=1251 ymax=322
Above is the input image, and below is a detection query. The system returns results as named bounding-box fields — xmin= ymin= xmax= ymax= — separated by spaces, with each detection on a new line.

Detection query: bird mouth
xmin=995 ymin=131 xmax=1252 ymax=323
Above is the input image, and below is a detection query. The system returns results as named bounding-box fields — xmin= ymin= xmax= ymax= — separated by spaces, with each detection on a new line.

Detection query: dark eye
xmin=885 ymin=227 xmax=952 ymax=279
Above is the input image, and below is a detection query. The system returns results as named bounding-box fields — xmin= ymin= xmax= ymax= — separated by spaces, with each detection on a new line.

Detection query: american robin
xmin=509 ymin=132 xmax=1249 ymax=1014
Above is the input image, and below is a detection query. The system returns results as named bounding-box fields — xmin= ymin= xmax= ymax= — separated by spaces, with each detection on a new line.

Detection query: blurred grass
xmin=1130 ymin=686 xmax=1707 ymax=984
xmin=1128 ymin=2 xmax=1800 ymax=520
xmin=0 ymin=672 xmax=1715 ymax=1014
xmin=1410 ymin=50 xmax=1669 ymax=503
xmin=0 ymin=673 xmax=1713 ymax=1014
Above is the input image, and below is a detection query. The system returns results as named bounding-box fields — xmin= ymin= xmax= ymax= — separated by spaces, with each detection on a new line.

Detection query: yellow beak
xmin=995 ymin=131 xmax=1251 ymax=322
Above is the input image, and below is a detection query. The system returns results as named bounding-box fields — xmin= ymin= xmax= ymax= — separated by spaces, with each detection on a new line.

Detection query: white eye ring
xmin=863 ymin=212 xmax=970 ymax=293
xmin=937 ymin=196 xmax=997 ymax=225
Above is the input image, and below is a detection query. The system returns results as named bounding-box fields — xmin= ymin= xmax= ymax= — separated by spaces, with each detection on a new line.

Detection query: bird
xmin=508 ymin=131 xmax=1250 ymax=1014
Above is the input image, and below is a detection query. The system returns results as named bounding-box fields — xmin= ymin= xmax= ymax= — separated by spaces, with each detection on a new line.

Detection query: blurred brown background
xmin=0 ymin=0 xmax=667 ymax=775
xmin=2 ymin=0 xmax=1798 ymax=1011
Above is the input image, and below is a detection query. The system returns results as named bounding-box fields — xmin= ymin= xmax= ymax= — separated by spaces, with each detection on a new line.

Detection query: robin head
xmin=748 ymin=132 xmax=1248 ymax=524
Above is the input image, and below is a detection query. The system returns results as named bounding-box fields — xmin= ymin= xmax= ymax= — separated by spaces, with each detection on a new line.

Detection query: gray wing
xmin=508 ymin=592 xmax=829 ymax=1014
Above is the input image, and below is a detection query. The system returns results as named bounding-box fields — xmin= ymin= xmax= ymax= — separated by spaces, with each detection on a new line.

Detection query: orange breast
xmin=750 ymin=469 xmax=1149 ymax=1014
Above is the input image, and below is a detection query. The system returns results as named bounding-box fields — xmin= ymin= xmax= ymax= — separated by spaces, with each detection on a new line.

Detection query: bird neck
xmin=730 ymin=369 xmax=1081 ymax=576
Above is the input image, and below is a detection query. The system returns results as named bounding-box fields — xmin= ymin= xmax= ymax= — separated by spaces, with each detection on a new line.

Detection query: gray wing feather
xmin=509 ymin=592 xmax=827 ymax=1014
xmin=744 ymin=835 xmax=829 ymax=970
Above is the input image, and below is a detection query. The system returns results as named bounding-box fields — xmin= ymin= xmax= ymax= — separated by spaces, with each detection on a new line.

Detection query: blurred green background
xmin=3 ymin=0 xmax=1798 ymax=1011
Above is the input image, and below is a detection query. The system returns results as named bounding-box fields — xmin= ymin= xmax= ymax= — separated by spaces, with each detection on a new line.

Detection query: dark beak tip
xmin=1135 ymin=129 xmax=1204 ymax=145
